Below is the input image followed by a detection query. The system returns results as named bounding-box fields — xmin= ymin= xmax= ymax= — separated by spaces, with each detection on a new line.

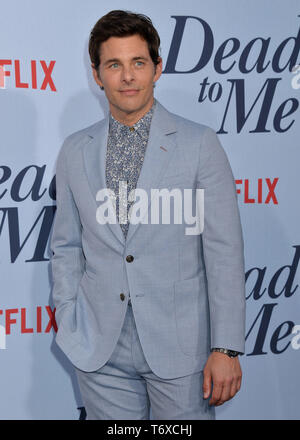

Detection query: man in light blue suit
xmin=50 ymin=10 xmax=246 ymax=420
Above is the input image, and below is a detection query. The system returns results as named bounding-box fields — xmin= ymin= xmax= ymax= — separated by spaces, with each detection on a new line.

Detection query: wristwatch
xmin=211 ymin=348 xmax=240 ymax=358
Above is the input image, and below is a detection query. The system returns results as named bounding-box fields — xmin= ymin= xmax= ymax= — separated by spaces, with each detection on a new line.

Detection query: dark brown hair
xmin=89 ymin=10 xmax=161 ymax=73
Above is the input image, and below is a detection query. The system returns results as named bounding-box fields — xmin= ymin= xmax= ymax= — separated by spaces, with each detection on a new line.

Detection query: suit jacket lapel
xmin=82 ymin=114 xmax=126 ymax=246
xmin=125 ymin=101 xmax=178 ymax=245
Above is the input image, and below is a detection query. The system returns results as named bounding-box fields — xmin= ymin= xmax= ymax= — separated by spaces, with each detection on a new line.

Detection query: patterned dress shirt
xmin=106 ymin=98 xmax=156 ymax=239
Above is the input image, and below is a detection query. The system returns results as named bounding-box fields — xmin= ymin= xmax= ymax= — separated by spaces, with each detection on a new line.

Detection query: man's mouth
xmin=119 ymin=89 xmax=140 ymax=96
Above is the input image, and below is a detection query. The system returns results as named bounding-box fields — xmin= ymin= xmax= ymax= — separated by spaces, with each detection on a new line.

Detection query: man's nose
xmin=121 ymin=65 xmax=135 ymax=83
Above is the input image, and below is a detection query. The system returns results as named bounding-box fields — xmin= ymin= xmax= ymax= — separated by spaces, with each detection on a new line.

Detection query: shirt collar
xmin=109 ymin=98 xmax=156 ymax=139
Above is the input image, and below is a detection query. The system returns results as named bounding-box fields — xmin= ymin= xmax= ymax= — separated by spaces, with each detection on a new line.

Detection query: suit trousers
xmin=74 ymin=300 xmax=215 ymax=420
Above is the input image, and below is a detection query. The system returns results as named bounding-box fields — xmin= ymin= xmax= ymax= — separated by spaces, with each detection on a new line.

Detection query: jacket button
xmin=126 ymin=255 xmax=134 ymax=263
xmin=120 ymin=293 xmax=125 ymax=301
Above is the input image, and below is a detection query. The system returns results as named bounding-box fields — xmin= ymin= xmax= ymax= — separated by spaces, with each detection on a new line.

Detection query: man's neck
xmin=110 ymin=97 xmax=155 ymax=126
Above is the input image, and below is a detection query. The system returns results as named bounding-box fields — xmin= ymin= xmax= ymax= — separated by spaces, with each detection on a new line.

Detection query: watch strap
xmin=211 ymin=347 xmax=240 ymax=358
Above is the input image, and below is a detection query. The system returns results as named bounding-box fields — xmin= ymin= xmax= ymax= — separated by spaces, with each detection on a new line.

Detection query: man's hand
xmin=203 ymin=352 xmax=242 ymax=406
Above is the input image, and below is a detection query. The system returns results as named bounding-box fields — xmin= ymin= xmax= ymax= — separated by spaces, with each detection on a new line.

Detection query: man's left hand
xmin=202 ymin=352 xmax=242 ymax=406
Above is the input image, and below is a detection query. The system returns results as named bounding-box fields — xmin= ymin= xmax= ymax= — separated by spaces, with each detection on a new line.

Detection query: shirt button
xmin=126 ymin=255 xmax=134 ymax=263
xmin=120 ymin=293 xmax=125 ymax=301
xmin=129 ymin=126 xmax=135 ymax=132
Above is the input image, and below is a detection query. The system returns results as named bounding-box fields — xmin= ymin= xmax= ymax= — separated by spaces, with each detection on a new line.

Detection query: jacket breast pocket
xmin=158 ymin=171 xmax=195 ymax=190
xmin=174 ymin=273 xmax=210 ymax=356
xmin=159 ymin=178 xmax=194 ymax=190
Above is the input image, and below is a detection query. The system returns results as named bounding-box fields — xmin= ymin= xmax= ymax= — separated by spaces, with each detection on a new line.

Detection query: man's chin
xmin=110 ymin=94 xmax=153 ymax=115
xmin=114 ymin=101 xmax=144 ymax=114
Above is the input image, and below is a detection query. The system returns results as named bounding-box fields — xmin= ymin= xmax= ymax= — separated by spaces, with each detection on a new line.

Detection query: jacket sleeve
xmin=50 ymin=137 xmax=85 ymax=329
xmin=197 ymin=127 xmax=246 ymax=354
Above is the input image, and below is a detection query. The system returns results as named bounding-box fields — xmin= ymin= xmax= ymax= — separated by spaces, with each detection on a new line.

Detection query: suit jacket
xmin=50 ymin=99 xmax=246 ymax=378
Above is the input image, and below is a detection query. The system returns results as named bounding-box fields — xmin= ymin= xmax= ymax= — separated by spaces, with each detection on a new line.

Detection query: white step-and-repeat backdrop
xmin=0 ymin=0 xmax=299 ymax=419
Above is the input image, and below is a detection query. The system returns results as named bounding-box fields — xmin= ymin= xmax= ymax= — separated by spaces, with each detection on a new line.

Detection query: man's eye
xmin=110 ymin=63 xmax=119 ymax=68
xmin=136 ymin=61 xmax=144 ymax=66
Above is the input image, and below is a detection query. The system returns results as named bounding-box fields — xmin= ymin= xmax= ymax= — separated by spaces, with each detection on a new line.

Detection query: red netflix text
xmin=235 ymin=178 xmax=279 ymax=204
xmin=0 ymin=306 xmax=57 ymax=334
xmin=0 ymin=59 xmax=56 ymax=91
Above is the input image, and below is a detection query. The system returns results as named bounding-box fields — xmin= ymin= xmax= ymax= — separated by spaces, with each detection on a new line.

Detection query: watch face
xmin=228 ymin=350 xmax=238 ymax=357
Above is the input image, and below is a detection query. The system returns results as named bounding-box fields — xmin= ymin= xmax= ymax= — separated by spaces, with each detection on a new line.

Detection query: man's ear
xmin=154 ymin=57 xmax=163 ymax=82
xmin=91 ymin=63 xmax=104 ymax=88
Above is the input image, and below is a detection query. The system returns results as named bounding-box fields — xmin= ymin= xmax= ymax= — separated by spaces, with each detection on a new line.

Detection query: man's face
xmin=92 ymin=34 xmax=162 ymax=122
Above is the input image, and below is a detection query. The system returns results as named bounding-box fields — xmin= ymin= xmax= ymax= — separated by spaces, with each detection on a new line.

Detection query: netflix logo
xmin=0 ymin=306 xmax=57 ymax=339
xmin=0 ymin=59 xmax=56 ymax=91
xmin=235 ymin=178 xmax=279 ymax=204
